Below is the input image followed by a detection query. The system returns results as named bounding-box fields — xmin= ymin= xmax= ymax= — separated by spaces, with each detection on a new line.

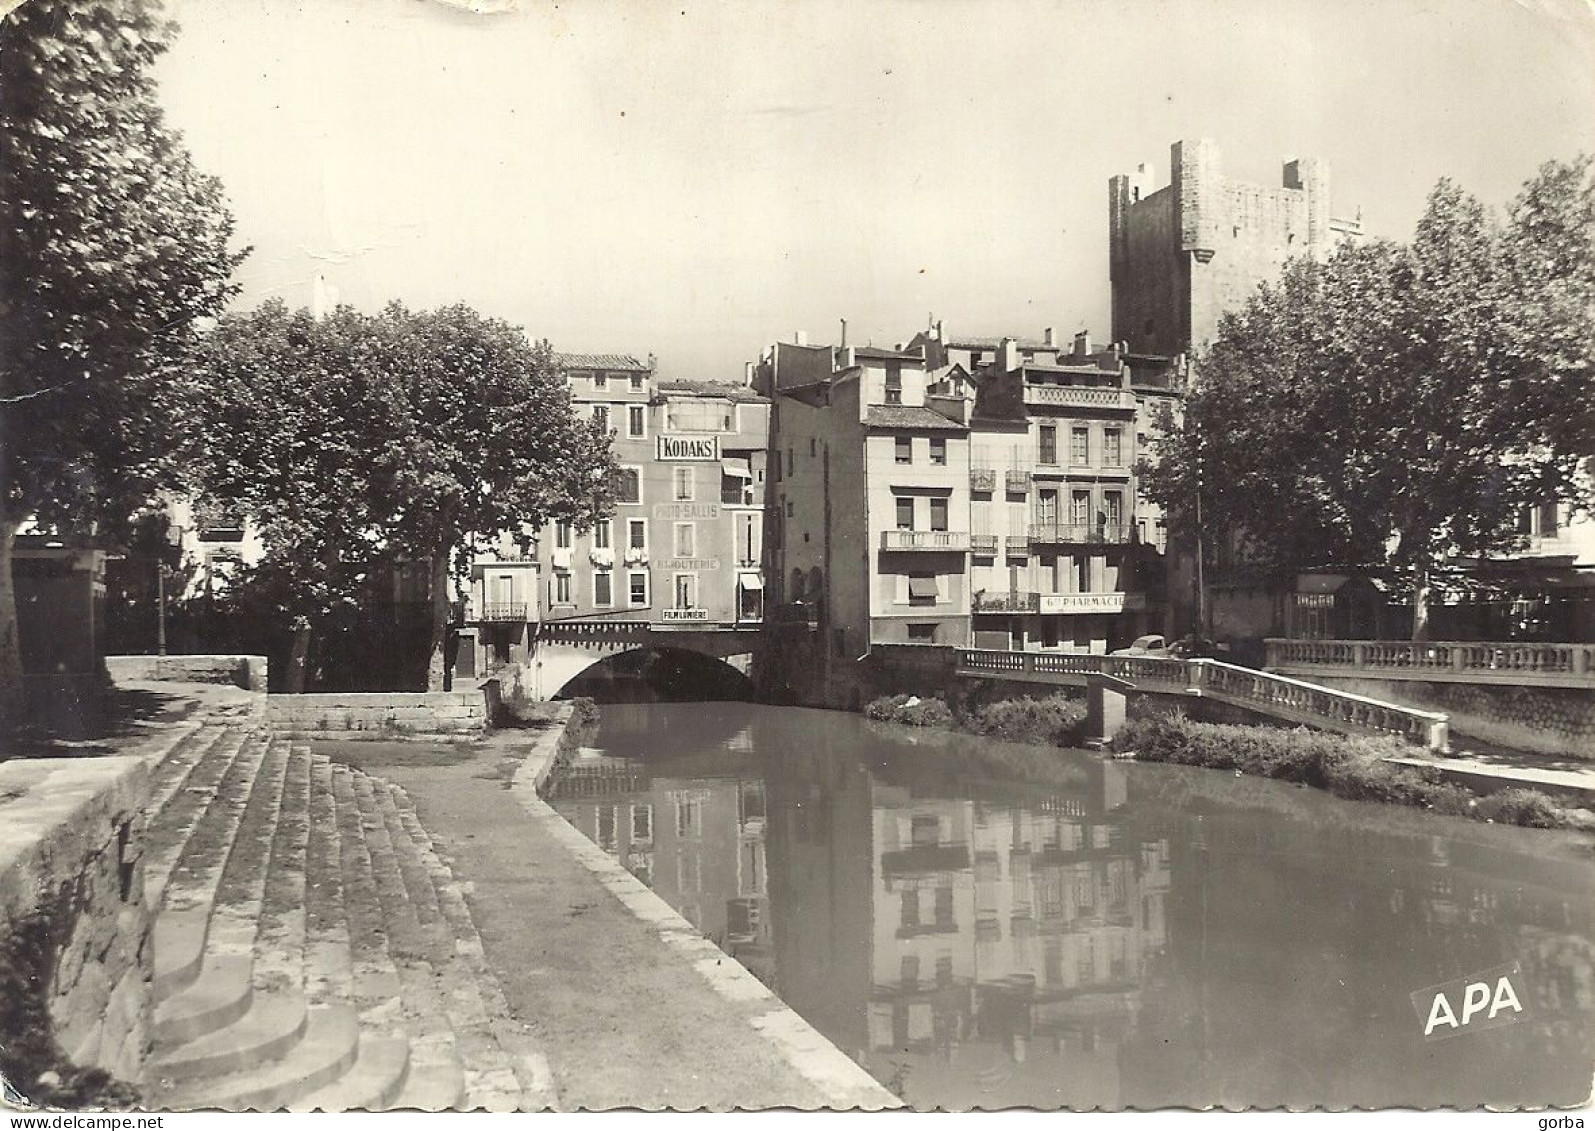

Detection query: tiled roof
xmin=553 ymin=352 xmax=649 ymax=372
xmin=854 ymin=346 xmax=925 ymax=361
xmin=865 ymin=404 xmax=969 ymax=432
xmin=946 ymin=336 xmax=1049 ymax=350
xmin=656 ymin=380 xmax=768 ymax=403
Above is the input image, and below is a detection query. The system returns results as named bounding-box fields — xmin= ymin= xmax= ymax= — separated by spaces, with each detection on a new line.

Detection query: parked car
xmin=1110 ymin=634 xmax=1174 ymax=657
xmin=1109 ymin=634 xmax=1232 ymax=659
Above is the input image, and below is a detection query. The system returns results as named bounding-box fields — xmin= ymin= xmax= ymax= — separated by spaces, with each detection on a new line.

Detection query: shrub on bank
xmin=964 ymin=695 xmax=1087 ymax=747
xmin=1109 ymin=713 xmax=1572 ymax=829
xmin=865 ymin=694 xmax=955 ymax=728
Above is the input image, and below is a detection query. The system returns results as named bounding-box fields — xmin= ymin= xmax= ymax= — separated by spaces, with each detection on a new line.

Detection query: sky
xmin=152 ymin=0 xmax=1595 ymax=382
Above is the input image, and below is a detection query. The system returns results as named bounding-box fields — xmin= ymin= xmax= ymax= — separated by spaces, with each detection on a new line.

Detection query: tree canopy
xmin=1140 ymin=158 xmax=1595 ymax=638
xmin=183 ymin=300 xmax=616 ymax=689
xmin=1 ymin=0 xmax=244 ymax=729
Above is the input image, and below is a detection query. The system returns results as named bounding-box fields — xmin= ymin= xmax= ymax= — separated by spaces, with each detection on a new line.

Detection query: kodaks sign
xmin=657 ymin=435 xmax=720 ymax=461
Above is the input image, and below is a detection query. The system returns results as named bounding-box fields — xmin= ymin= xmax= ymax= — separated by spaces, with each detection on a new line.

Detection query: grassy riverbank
xmin=864 ymin=692 xmax=1585 ymax=831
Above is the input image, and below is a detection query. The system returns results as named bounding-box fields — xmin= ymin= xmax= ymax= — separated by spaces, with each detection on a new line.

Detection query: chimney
xmin=1001 ymin=337 xmax=1019 ymax=372
xmin=840 ymin=318 xmax=848 ymax=349
xmin=1043 ymin=327 xmax=1055 ymax=348
xmin=794 ymin=330 xmax=808 ymax=346
xmin=1073 ymin=330 xmax=1091 ymax=359
xmin=647 ymin=352 xmax=658 ymax=372
xmin=743 ymin=360 xmax=755 ymax=386
xmin=935 ymin=319 xmax=944 ymax=342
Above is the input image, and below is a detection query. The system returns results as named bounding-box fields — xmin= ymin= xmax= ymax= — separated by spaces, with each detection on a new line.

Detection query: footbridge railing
xmin=954 ymin=648 xmax=1449 ymax=749
xmin=1265 ymin=638 xmax=1595 ymax=689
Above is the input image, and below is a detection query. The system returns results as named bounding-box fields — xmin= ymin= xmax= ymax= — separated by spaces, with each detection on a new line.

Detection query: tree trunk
xmin=426 ymin=546 xmax=451 ymax=692
xmin=286 ymin=615 xmax=311 ymax=694
xmin=0 ymin=519 xmax=27 ymax=735
xmin=1410 ymin=559 xmax=1432 ymax=642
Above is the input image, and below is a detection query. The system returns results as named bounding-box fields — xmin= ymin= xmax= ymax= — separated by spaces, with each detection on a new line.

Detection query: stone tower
xmin=1109 ymin=139 xmax=1359 ymax=358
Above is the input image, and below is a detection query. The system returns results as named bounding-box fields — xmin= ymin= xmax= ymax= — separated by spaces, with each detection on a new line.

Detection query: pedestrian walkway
xmin=1389 ymin=742 xmax=1595 ymax=804
xmin=330 ymin=718 xmax=899 ymax=1111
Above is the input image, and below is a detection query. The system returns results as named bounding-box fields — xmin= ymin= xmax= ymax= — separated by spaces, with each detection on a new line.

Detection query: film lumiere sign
xmin=657 ymin=435 xmax=721 ymax=461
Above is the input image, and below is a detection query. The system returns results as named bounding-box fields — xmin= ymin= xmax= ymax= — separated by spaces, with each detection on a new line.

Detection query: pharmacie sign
xmin=657 ymin=435 xmax=720 ymax=461
xmin=1039 ymin=593 xmax=1144 ymax=614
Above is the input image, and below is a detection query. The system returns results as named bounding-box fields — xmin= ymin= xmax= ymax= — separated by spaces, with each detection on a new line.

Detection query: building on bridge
xmin=460 ymin=353 xmax=771 ymax=696
xmin=961 ymin=331 xmax=1181 ymax=653
xmin=759 ymin=337 xmax=976 ymax=674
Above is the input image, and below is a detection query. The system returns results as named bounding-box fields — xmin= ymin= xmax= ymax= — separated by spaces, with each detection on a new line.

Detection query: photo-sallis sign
xmin=657 ymin=435 xmax=720 ymax=461
xmin=1409 ymin=961 xmax=1524 ymax=1040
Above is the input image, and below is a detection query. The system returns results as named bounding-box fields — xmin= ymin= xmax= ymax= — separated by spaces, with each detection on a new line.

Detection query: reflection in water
xmin=546 ymin=703 xmax=1595 ymax=1110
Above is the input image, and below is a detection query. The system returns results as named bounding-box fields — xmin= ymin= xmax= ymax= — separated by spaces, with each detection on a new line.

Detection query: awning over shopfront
xmin=722 ymin=458 xmax=753 ymax=478
xmin=738 ymin=573 xmax=764 ymax=590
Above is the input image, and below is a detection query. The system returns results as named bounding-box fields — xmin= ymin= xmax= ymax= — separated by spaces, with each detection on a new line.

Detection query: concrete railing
xmin=1265 ymin=638 xmax=1595 ymax=689
xmin=955 ymin=647 xmax=1449 ymax=749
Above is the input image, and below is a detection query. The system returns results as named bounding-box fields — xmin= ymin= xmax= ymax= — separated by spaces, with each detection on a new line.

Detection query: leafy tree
xmin=0 ymin=0 xmax=244 ymax=730
xmin=1142 ymin=161 xmax=1595 ymax=639
xmin=183 ymin=300 xmax=615 ymax=690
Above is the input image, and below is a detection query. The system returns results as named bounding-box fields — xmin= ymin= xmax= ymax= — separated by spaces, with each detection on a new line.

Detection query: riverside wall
xmin=1302 ymin=675 xmax=1595 ymax=759
xmin=0 ymin=755 xmax=153 ymax=1091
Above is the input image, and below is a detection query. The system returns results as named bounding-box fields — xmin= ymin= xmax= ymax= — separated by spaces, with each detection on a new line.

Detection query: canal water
xmin=545 ymin=702 xmax=1595 ymax=1111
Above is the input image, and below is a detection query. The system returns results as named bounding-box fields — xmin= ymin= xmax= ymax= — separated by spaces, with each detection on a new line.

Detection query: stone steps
xmin=136 ymin=711 xmax=532 ymax=1111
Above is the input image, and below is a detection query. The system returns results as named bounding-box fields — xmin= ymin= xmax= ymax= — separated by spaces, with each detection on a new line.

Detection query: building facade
xmin=463 ymin=353 xmax=771 ymax=685
xmin=762 ymin=340 xmax=975 ymax=662
xmin=759 ymin=326 xmax=1180 ymax=680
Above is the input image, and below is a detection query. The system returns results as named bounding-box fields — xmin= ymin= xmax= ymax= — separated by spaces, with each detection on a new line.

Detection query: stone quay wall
xmin=105 ymin=654 xmax=269 ymax=692
xmin=0 ymin=756 xmax=153 ymax=1089
xmin=1304 ymin=675 xmax=1595 ymax=759
xmin=266 ymin=680 xmax=500 ymax=737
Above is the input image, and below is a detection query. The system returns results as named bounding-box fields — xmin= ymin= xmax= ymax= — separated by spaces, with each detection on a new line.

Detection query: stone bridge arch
xmin=530 ymin=621 xmax=759 ymax=701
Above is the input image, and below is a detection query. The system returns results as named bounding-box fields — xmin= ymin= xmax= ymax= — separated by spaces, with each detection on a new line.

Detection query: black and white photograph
xmin=1 ymin=0 xmax=1593 ymax=1118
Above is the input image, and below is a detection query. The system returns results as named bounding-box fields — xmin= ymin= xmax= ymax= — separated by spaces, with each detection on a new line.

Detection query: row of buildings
xmin=459 ymin=137 xmax=1590 ymax=699
xmin=47 ymin=137 xmax=1579 ymax=699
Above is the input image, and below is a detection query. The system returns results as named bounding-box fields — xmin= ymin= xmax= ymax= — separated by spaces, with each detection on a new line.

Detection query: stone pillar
xmin=1084 ymin=673 xmax=1136 ymax=749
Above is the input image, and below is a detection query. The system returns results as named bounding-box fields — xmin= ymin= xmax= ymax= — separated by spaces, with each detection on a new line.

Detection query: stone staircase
xmin=135 ymin=719 xmax=544 ymax=1111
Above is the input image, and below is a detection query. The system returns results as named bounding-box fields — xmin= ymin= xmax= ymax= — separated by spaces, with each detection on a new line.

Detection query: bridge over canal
xmin=952 ymin=647 xmax=1451 ymax=750
xmin=529 ymin=617 xmax=762 ymax=700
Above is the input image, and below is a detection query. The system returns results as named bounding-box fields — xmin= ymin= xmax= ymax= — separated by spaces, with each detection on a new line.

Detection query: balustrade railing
xmin=970 ymin=467 xmax=997 ymax=492
xmin=953 ymin=647 xmax=1449 ymax=748
xmin=1265 ymin=638 xmax=1594 ymax=685
xmin=1027 ymin=522 xmax=1133 ymax=545
xmin=973 ymin=590 xmax=1038 ymax=613
xmin=970 ymin=533 xmax=1000 ymax=555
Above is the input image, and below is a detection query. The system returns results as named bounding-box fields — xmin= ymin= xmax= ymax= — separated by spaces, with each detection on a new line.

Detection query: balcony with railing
xmin=475 ymin=602 xmax=530 ymax=623
xmin=880 ymin=530 xmax=972 ymax=552
xmin=1004 ymin=469 xmax=1030 ymax=494
xmin=1028 ymin=522 xmax=1132 ymax=545
xmin=970 ymin=467 xmax=997 ymax=492
xmin=973 ymin=590 xmax=1039 ymax=614
xmin=1022 ymin=385 xmax=1135 ymax=411
xmin=970 ymin=532 xmax=999 ymax=555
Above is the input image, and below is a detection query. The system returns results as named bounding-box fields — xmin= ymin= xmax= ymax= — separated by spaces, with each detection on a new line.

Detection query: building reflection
xmin=548 ymin=751 xmax=774 ymax=983
xmin=546 ymin=703 xmax=1595 ymax=1111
